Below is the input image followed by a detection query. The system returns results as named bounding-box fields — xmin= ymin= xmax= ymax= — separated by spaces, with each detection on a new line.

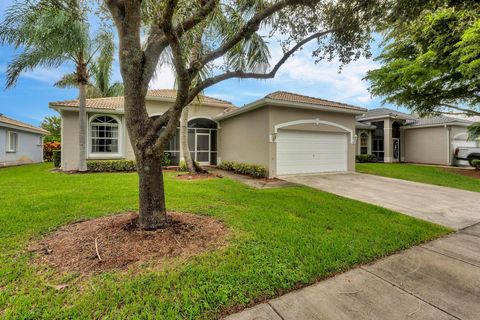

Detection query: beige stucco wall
xmin=404 ymin=126 xmax=450 ymax=165
xmin=218 ymin=105 xmax=358 ymax=177
xmin=217 ymin=107 xmax=270 ymax=168
xmin=59 ymin=99 xmax=228 ymax=170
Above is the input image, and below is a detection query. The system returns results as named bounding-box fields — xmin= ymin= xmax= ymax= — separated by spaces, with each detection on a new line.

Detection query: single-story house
xmin=0 ymin=114 xmax=49 ymax=167
xmin=355 ymin=108 xmax=479 ymax=166
xmin=50 ymin=90 xmax=478 ymax=177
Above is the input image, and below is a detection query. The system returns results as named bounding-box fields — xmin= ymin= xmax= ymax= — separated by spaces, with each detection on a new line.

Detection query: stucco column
xmin=384 ymin=118 xmax=392 ymax=163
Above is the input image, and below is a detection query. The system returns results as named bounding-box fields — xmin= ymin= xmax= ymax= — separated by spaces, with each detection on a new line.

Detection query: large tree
xmin=0 ymin=0 xmax=114 ymax=171
xmin=104 ymin=0 xmax=381 ymax=230
xmin=54 ymin=37 xmax=124 ymax=98
xmin=40 ymin=115 xmax=61 ymax=142
xmin=366 ymin=0 xmax=480 ymax=136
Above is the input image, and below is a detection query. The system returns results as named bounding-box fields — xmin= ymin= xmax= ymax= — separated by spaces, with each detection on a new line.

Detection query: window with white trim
xmin=37 ymin=136 xmax=43 ymax=146
xmin=90 ymin=116 xmax=119 ymax=153
xmin=7 ymin=131 xmax=18 ymax=152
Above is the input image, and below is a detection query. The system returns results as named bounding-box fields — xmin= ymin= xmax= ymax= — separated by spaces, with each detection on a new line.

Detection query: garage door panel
xmin=276 ymin=130 xmax=348 ymax=175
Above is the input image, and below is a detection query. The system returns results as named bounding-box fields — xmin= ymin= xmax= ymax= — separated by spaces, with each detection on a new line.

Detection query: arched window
xmin=90 ymin=115 xmax=119 ymax=153
xmin=360 ymin=132 xmax=368 ymax=155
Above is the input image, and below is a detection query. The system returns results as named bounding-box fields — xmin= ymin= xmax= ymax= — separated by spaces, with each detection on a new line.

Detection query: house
xmin=0 ymin=114 xmax=49 ymax=167
xmin=50 ymin=89 xmax=477 ymax=177
xmin=355 ymin=108 xmax=478 ymax=166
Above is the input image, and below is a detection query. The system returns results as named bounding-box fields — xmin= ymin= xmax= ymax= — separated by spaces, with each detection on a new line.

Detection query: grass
xmin=0 ymin=163 xmax=450 ymax=319
xmin=357 ymin=163 xmax=480 ymax=193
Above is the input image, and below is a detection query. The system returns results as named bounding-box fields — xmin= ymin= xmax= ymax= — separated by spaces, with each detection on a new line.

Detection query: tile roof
xmin=49 ymin=89 xmax=234 ymax=110
xmin=357 ymin=107 xmax=417 ymax=120
xmin=265 ymin=91 xmax=366 ymax=112
xmin=0 ymin=114 xmax=49 ymax=135
xmin=405 ymin=115 xmax=473 ymax=127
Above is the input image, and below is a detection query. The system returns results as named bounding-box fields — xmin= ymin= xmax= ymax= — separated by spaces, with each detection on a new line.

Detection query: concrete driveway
xmin=282 ymin=173 xmax=480 ymax=229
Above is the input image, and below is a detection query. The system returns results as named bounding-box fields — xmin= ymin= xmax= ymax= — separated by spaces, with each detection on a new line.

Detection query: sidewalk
xmin=225 ymin=223 xmax=480 ymax=320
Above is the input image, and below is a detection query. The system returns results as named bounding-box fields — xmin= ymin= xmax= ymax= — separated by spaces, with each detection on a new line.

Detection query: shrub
xmin=356 ymin=154 xmax=376 ymax=163
xmin=87 ymin=160 xmax=137 ymax=172
xmin=218 ymin=161 xmax=268 ymax=178
xmin=43 ymin=142 xmax=61 ymax=162
xmin=472 ymin=159 xmax=480 ymax=170
xmin=162 ymin=152 xmax=171 ymax=167
xmin=52 ymin=150 xmax=61 ymax=168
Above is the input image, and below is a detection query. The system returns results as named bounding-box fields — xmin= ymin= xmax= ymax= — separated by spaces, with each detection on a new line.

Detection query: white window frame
xmin=88 ymin=114 xmax=123 ymax=159
xmin=37 ymin=136 xmax=43 ymax=146
xmin=6 ymin=131 xmax=18 ymax=153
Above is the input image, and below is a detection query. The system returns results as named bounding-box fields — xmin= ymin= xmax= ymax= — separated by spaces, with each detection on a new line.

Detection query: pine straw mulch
xmin=444 ymin=168 xmax=480 ymax=179
xmin=29 ymin=212 xmax=229 ymax=274
xmin=176 ymin=172 xmax=220 ymax=180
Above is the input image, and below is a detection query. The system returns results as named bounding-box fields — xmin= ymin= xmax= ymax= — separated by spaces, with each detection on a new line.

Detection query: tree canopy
xmin=366 ymin=0 xmax=480 ymax=119
xmin=40 ymin=115 xmax=61 ymax=142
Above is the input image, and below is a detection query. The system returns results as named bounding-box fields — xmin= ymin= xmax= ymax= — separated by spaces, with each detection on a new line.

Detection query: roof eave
xmin=0 ymin=122 xmax=49 ymax=135
xmin=146 ymin=95 xmax=233 ymax=108
xmin=215 ymin=97 xmax=366 ymax=121
xmin=403 ymin=122 xmax=472 ymax=129
xmin=49 ymin=105 xmax=125 ymax=114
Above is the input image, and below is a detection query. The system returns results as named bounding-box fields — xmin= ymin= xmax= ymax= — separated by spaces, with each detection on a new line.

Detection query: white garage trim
xmin=273 ymin=118 xmax=356 ymax=144
xmin=276 ymin=130 xmax=348 ymax=175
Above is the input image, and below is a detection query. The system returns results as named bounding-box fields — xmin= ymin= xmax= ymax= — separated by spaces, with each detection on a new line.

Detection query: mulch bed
xmin=29 ymin=212 xmax=229 ymax=274
xmin=444 ymin=168 xmax=480 ymax=179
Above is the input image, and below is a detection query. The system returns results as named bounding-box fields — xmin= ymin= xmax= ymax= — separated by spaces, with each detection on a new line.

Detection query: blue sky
xmin=0 ymin=1 xmax=393 ymax=127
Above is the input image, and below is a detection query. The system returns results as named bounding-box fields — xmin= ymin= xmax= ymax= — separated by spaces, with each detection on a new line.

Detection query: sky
xmin=0 ymin=1 xmax=397 ymax=127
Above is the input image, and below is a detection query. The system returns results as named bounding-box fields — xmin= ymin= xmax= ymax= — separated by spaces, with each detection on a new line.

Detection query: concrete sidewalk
xmin=225 ymin=223 xmax=480 ymax=320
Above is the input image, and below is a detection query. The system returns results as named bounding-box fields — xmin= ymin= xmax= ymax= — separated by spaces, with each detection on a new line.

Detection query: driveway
xmin=282 ymin=173 xmax=480 ymax=229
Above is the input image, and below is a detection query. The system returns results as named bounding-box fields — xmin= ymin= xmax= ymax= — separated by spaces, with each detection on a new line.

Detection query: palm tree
xmin=0 ymin=0 xmax=114 ymax=171
xmin=54 ymin=42 xmax=124 ymax=98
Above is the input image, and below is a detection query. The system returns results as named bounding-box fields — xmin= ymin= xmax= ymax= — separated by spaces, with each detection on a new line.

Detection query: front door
xmin=392 ymin=138 xmax=400 ymax=162
xmin=195 ymin=133 xmax=210 ymax=165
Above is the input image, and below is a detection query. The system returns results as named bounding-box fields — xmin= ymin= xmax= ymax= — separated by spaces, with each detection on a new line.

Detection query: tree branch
xmin=194 ymin=0 xmax=319 ymax=69
xmin=190 ymin=29 xmax=333 ymax=97
xmin=440 ymin=104 xmax=480 ymax=116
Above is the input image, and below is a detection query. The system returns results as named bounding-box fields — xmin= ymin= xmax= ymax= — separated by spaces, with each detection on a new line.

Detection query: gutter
xmin=49 ymin=105 xmax=125 ymax=115
xmin=402 ymin=122 xmax=472 ymax=130
xmin=0 ymin=122 xmax=48 ymax=135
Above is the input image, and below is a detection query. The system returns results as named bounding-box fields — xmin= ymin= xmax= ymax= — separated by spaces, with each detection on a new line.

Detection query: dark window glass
xmin=392 ymin=122 xmax=401 ymax=139
xmin=188 ymin=118 xmax=217 ymax=129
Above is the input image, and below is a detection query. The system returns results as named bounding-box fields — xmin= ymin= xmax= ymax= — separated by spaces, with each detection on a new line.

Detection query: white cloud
xmin=269 ymin=45 xmax=380 ymax=105
xmin=148 ymin=64 xmax=176 ymax=89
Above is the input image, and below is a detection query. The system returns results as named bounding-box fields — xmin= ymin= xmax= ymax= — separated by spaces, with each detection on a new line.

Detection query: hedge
xmin=52 ymin=150 xmax=61 ymax=168
xmin=87 ymin=160 xmax=137 ymax=172
xmin=472 ymin=159 xmax=480 ymax=170
xmin=86 ymin=153 xmax=171 ymax=172
xmin=356 ymin=154 xmax=376 ymax=163
xmin=44 ymin=142 xmax=61 ymax=162
xmin=218 ymin=161 xmax=268 ymax=178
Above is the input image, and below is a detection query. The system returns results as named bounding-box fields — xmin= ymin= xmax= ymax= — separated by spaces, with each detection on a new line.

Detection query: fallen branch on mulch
xmin=30 ymin=212 xmax=229 ymax=274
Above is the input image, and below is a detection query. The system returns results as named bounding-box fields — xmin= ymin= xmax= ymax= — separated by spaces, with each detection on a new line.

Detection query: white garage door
xmin=276 ymin=130 xmax=348 ymax=175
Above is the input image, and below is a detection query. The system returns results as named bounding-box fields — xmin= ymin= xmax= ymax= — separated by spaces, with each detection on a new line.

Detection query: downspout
xmin=446 ymin=125 xmax=451 ymax=166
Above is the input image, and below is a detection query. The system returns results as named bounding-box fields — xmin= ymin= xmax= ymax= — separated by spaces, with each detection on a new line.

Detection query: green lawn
xmin=0 ymin=164 xmax=449 ymax=319
xmin=357 ymin=163 xmax=480 ymax=192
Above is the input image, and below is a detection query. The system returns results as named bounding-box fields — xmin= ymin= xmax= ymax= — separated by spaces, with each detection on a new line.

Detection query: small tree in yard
xmin=40 ymin=115 xmax=61 ymax=142
xmin=366 ymin=0 xmax=480 ymax=138
xmin=104 ymin=0 xmax=384 ymax=230
xmin=0 ymin=0 xmax=115 ymax=172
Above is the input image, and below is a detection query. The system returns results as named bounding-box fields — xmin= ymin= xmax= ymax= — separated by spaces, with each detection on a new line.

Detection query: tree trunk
xmin=137 ymin=152 xmax=168 ymax=229
xmin=180 ymin=106 xmax=197 ymax=173
xmin=78 ymin=80 xmax=88 ymax=172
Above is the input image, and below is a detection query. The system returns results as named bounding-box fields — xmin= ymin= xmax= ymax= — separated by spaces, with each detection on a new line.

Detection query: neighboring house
xmin=51 ymin=89 xmax=477 ymax=177
xmin=50 ymin=90 xmax=365 ymax=177
xmin=355 ymin=108 xmax=478 ymax=166
xmin=0 ymin=114 xmax=49 ymax=167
